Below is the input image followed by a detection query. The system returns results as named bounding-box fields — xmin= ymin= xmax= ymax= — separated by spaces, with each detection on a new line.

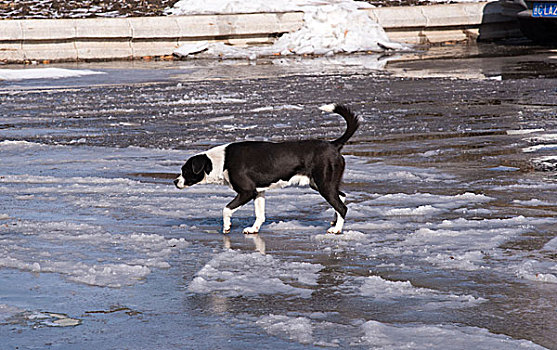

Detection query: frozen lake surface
xmin=1 ymin=49 xmax=556 ymax=349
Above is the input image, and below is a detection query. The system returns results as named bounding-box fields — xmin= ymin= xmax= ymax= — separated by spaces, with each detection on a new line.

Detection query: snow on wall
xmin=169 ymin=0 xmax=405 ymax=59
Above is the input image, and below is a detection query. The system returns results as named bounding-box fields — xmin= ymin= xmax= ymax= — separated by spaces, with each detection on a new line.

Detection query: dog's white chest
xmin=202 ymin=144 xmax=229 ymax=185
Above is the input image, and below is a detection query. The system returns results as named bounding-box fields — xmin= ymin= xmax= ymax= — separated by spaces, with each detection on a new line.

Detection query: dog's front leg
xmin=222 ymin=190 xmax=257 ymax=234
xmin=222 ymin=207 xmax=238 ymax=234
xmin=243 ymin=191 xmax=265 ymax=234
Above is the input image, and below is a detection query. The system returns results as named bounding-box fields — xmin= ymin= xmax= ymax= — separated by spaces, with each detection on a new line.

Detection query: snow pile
xmin=172 ymin=92 xmax=247 ymax=106
xmin=0 ymin=68 xmax=105 ymax=81
xmin=188 ymin=250 xmax=322 ymax=298
xmin=170 ymin=0 xmax=404 ymax=59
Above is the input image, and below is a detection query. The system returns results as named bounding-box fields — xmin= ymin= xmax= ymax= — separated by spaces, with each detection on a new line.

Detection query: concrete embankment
xmin=0 ymin=2 xmax=520 ymax=63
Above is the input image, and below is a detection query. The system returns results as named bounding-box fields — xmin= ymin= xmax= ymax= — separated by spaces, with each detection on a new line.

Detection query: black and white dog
xmin=174 ymin=104 xmax=359 ymax=234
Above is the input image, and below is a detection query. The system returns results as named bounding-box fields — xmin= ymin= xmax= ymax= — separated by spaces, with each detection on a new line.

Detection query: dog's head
xmin=174 ymin=154 xmax=213 ymax=189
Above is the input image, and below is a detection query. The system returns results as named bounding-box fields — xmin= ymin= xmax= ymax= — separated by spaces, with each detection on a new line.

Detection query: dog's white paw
xmin=327 ymin=226 xmax=342 ymax=234
xmin=223 ymin=226 xmax=231 ymax=234
xmin=243 ymin=226 xmax=260 ymax=234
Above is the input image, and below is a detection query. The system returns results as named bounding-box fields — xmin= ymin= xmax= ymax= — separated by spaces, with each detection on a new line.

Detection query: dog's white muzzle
xmin=174 ymin=175 xmax=186 ymax=189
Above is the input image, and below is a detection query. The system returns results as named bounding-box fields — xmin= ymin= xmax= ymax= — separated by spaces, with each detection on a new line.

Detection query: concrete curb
xmin=0 ymin=2 xmax=520 ymax=63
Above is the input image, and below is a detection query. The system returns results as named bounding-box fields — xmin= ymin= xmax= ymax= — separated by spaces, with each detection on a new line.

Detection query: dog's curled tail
xmin=319 ymin=103 xmax=360 ymax=149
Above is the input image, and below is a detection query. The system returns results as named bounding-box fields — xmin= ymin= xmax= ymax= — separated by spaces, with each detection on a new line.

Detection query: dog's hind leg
xmin=243 ymin=191 xmax=266 ymax=234
xmin=327 ymin=194 xmax=347 ymax=234
xmin=331 ymin=191 xmax=346 ymax=227
xmin=223 ymin=189 xmax=257 ymax=234
xmin=316 ymin=185 xmax=347 ymax=234
xmin=312 ymin=159 xmax=347 ymax=234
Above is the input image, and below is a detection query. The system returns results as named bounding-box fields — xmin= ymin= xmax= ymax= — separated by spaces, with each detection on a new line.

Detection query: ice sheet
xmin=0 ymin=138 xmax=555 ymax=348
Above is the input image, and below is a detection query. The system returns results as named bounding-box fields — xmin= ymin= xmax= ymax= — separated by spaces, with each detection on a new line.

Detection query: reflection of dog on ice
xmin=223 ymin=234 xmax=266 ymax=255
xmin=175 ymin=104 xmax=359 ymax=235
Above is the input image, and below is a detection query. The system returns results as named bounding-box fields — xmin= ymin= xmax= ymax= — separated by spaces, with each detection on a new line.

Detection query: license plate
xmin=533 ymin=2 xmax=557 ymax=17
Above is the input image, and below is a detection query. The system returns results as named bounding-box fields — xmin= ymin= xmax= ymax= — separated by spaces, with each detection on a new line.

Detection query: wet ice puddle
xmin=0 ymin=139 xmax=555 ymax=348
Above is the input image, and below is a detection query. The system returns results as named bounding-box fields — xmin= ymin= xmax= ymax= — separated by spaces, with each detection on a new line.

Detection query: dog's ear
xmin=192 ymin=154 xmax=212 ymax=175
xmin=203 ymin=155 xmax=213 ymax=175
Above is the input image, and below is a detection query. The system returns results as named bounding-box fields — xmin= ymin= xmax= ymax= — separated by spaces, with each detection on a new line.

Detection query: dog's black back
xmin=224 ymin=140 xmax=341 ymax=190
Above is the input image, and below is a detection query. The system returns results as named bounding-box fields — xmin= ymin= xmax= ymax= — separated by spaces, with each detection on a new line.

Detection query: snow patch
xmin=358 ymin=276 xmax=484 ymax=308
xmin=256 ymin=315 xmax=314 ymax=344
xmin=358 ymin=321 xmax=546 ymax=349
xmin=175 ymin=93 xmax=246 ymax=105
xmin=250 ymin=104 xmax=303 ymax=112
xmin=506 ymin=129 xmax=544 ymax=135
xmin=522 ymin=144 xmax=557 ymax=153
